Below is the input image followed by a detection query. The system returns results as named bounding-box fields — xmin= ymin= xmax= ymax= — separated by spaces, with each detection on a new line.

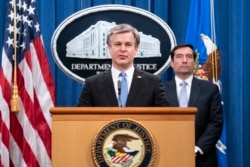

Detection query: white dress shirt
xmin=175 ymin=75 xmax=193 ymax=102
xmin=175 ymin=75 xmax=204 ymax=155
xmin=111 ymin=66 xmax=134 ymax=98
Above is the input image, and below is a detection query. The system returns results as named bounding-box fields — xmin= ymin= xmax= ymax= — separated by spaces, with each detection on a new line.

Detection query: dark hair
xmin=170 ymin=44 xmax=197 ymax=60
xmin=106 ymin=24 xmax=140 ymax=47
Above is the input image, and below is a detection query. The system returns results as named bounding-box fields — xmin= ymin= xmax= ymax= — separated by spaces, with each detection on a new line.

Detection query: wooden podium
xmin=50 ymin=107 xmax=196 ymax=167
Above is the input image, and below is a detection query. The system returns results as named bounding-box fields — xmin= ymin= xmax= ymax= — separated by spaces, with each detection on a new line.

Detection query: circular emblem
xmin=92 ymin=119 xmax=155 ymax=167
xmin=51 ymin=4 xmax=176 ymax=83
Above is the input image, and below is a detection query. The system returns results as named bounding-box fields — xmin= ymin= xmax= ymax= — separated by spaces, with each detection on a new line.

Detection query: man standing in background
xmin=164 ymin=44 xmax=223 ymax=167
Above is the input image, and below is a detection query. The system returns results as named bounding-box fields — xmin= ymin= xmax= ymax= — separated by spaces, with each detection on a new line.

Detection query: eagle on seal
xmin=111 ymin=134 xmax=139 ymax=153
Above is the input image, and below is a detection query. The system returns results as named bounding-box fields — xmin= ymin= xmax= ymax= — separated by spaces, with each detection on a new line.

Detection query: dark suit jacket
xmin=77 ymin=67 xmax=169 ymax=107
xmin=164 ymin=77 xmax=223 ymax=167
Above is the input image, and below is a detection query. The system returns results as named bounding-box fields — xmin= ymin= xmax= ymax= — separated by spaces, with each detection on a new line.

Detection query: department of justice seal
xmin=92 ymin=119 xmax=155 ymax=167
xmin=51 ymin=4 xmax=176 ymax=83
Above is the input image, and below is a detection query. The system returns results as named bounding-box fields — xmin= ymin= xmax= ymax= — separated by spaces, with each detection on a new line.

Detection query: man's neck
xmin=176 ymin=74 xmax=192 ymax=81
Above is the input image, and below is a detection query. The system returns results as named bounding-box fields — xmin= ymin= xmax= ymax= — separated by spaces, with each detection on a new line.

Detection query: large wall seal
xmin=92 ymin=119 xmax=155 ymax=167
xmin=51 ymin=5 xmax=176 ymax=83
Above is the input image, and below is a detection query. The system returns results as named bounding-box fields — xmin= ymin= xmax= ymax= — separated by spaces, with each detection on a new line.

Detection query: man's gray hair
xmin=106 ymin=24 xmax=140 ymax=47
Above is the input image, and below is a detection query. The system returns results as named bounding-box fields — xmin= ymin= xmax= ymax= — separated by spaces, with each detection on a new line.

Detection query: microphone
xmin=118 ymin=79 xmax=121 ymax=96
xmin=117 ymin=78 xmax=121 ymax=107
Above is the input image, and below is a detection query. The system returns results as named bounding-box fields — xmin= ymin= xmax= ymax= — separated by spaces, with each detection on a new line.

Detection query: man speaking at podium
xmin=77 ymin=24 xmax=169 ymax=107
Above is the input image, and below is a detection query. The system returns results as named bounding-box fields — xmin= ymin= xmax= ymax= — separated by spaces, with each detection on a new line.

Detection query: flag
xmin=185 ymin=0 xmax=228 ymax=167
xmin=0 ymin=0 xmax=55 ymax=166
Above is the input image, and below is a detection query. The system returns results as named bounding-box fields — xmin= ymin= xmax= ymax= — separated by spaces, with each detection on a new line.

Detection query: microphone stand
xmin=117 ymin=80 xmax=122 ymax=107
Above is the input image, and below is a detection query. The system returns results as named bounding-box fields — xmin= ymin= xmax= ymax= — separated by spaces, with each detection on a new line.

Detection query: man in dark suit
xmin=77 ymin=24 xmax=168 ymax=107
xmin=164 ymin=44 xmax=223 ymax=167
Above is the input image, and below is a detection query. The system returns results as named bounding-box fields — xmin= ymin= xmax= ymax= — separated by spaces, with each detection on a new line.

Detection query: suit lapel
xmin=166 ymin=80 xmax=179 ymax=106
xmin=126 ymin=68 xmax=143 ymax=106
xmin=188 ymin=78 xmax=201 ymax=106
xmin=103 ymin=69 xmax=119 ymax=106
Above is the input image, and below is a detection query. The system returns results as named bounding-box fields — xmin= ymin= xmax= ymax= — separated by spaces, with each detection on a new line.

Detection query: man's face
xmin=108 ymin=32 xmax=138 ymax=71
xmin=171 ymin=47 xmax=196 ymax=78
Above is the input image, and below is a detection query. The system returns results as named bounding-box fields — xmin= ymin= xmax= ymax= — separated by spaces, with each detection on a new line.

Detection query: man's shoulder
xmin=193 ymin=77 xmax=219 ymax=90
xmin=85 ymin=69 xmax=110 ymax=82
xmin=194 ymin=77 xmax=215 ymax=85
xmin=164 ymin=79 xmax=175 ymax=85
xmin=141 ymin=70 xmax=157 ymax=78
xmin=135 ymin=68 xmax=160 ymax=79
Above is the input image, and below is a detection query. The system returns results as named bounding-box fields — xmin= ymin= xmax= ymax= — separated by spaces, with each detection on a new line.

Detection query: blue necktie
xmin=179 ymin=81 xmax=188 ymax=107
xmin=119 ymin=72 xmax=128 ymax=107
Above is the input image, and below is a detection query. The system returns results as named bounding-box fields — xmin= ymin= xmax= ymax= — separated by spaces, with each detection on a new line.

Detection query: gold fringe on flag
xmin=212 ymin=50 xmax=218 ymax=82
xmin=11 ymin=0 xmax=19 ymax=112
xmin=11 ymin=83 xmax=19 ymax=112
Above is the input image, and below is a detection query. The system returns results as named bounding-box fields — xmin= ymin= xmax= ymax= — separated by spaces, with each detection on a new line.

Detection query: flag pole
xmin=11 ymin=0 xmax=19 ymax=112
xmin=210 ymin=0 xmax=219 ymax=83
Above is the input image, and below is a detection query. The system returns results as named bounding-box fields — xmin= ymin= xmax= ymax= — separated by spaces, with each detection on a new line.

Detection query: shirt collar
xmin=175 ymin=75 xmax=193 ymax=86
xmin=111 ymin=65 xmax=135 ymax=79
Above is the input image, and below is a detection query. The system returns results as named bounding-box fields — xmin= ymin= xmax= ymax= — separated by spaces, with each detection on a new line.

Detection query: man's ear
xmin=135 ymin=46 xmax=139 ymax=52
xmin=170 ymin=61 xmax=174 ymax=68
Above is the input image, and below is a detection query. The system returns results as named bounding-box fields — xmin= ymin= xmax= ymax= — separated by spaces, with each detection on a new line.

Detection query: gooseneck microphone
xmin=117 ymin=79 xmax=121 ymax=107
xmin=118 ymin=79 xmax=121 ymax=96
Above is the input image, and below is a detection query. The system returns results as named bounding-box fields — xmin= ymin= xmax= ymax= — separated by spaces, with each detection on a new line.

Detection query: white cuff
xmin=195 ymin=146 xmax=204 ymax=155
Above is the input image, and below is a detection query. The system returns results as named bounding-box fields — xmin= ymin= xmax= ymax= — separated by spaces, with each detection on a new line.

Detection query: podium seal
xmin=92 ymin=119 xmax=155 ymax=167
